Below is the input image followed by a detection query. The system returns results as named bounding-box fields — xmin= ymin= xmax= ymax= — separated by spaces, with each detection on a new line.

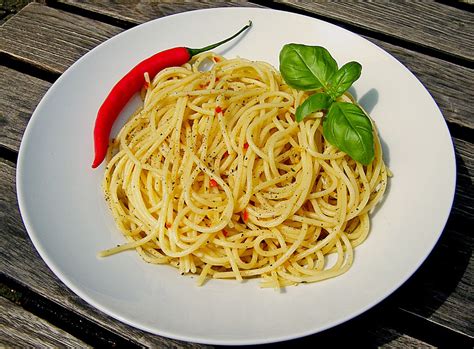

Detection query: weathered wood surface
xmin=0 ymin=296 xmax=90 ymax=347
xmin=274 ymin=1 xmax=474 ymax=63
xmin=1 ymin=3 xmax=472 ymax=131
xmin=0 ymin=66 xmax=51 ymax=152
xmin=1 ymin=1 xmax=473 ymax=347
xmin=0 ymin=3 xmax=122 ymax=73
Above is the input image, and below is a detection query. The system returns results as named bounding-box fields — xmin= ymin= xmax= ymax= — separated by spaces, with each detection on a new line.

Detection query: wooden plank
xmin=1 ymin=3 xmax=472 ymax=131
xmin=0 ymin=66 xmax=51 ymax=152
xmin=0 ymin=3 xmax=123 ymax=74
xmin=378 ymin=331 xmax=434 ymax=348
xmin=274 ymin=1 xmax=474 ymax=63
xmin=1 ymin=133 xmax=472 ymax=339
xmin=57 ymin=0 xmax=262 ymax=24
xmin=0 ymin=296 xmax=90 ymax=347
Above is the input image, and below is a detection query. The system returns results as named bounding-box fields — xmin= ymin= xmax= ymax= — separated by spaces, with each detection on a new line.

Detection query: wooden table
xmin=1 ymin=1 xmax=472 ymax=347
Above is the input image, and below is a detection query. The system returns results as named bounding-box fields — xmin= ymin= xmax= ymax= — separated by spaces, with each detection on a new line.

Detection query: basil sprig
xmin=279 ymin=43 xmax=374 ymax=165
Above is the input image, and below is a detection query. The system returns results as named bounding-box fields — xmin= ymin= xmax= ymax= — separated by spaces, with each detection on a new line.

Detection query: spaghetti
xmin=100 ymin=52 xmax=389 ymax=288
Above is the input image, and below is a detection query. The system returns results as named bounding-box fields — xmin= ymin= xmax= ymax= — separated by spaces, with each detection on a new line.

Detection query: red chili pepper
xmin=223 ymin=150 xmax=229 ymax=158
xmin=209 ymin=179 xmax=218 ymax=187
xmin=222 ymin=230 xmax=228 ymax=237
xmin=242 ymin=209 xmax=249 ymax=222
xmin=92 ymin=21 xmax=252 ymax=168
xmin=166 ymin=222 xmax=171 ymax=229
xmin=215 ymin=106 xmax=222 ymax=114
xmin=243 ymin=142 xmax=249 ymax=150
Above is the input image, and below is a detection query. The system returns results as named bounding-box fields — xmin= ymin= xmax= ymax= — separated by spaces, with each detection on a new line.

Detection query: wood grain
xmin=0 ymin=3 xmax=123 ymax=74
xmin=0 ymin=296 xmax=90 ymax=347
xmin=274 ymin=1 xmax=474 ymax=63
xmin=376 ymin=331 xmax=434 ymax=349
xmin=0 ymin=66 xmax=51 ymax=152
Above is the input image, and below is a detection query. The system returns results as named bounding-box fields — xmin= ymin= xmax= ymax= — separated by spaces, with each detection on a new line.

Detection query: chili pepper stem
xmin=187 ymin=21 xmax=252 ymax=57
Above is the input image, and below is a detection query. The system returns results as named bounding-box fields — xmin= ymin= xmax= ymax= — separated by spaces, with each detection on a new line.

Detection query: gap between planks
xmin=0 ymin=274 xmax=143 ymax=348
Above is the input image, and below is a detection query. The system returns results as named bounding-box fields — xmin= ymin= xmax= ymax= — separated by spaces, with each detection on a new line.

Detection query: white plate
xmin=16 ymin=8 xmax=456 ymax=345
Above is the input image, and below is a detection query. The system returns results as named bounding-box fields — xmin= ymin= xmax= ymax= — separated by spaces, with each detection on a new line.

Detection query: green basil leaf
xmin=327 ymin=62 xmax=362 ymax=99
xmin=295 ymin=93 xmax=332 ymax=122
xmin=279 ymin=44 xmax=338 ymax=91
xmin=323 ymin=102 xmax=374 ymax=165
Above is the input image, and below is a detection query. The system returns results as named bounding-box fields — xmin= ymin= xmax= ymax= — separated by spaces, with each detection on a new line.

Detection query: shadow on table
xmin=221 ymin=147 xmax=473 ymax=348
